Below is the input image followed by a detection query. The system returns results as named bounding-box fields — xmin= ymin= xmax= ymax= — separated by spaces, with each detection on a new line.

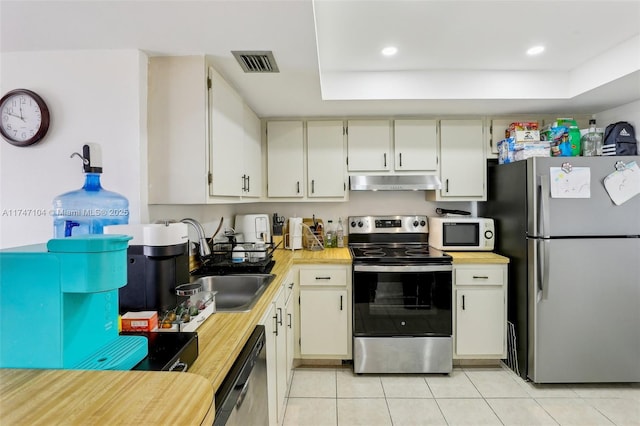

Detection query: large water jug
xmin=52 ymin=144 xmax=129 ymax=237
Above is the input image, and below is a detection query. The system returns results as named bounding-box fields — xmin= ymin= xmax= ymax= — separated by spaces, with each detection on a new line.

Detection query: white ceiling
xmin=1 ymin=0 xmax=639 ymax=118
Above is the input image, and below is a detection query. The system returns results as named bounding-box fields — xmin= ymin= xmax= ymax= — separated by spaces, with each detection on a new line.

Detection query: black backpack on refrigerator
xmin=602 ymin=121 xmax=638 ymax=156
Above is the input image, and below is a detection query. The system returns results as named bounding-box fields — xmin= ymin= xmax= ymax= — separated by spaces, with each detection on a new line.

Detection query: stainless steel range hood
xmin=349 ymin=175 xmax=442 ymax=191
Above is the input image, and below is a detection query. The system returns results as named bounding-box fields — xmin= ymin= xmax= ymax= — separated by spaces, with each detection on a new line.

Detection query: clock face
xmin=0 ymin=89 xmax=50 ymax=147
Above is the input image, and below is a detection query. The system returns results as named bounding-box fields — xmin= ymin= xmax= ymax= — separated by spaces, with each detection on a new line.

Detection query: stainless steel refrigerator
xmin=481 ymin=156 xmax=640 ymax=383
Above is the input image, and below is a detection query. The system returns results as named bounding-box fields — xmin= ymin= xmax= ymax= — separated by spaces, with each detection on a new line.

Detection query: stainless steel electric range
xmin=348 ymin=215 xmax=453 ymax=374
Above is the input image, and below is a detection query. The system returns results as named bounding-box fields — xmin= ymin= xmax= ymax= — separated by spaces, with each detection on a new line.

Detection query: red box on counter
xmin=121 ymin=311 xmax=158 ymax=332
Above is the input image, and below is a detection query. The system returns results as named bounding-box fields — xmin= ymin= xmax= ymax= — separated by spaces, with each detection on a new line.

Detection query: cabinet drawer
xmin=455 ymin=268 xmax=504 ymax=286
xmin=300 ymin=268 xmax=347 ymax=286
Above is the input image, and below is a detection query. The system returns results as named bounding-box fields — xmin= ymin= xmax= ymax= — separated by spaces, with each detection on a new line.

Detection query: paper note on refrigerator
xmin=550 ymin=167 xmax=591 ymax=198
xmin=603 ymin=161 xmax=640 ymax=206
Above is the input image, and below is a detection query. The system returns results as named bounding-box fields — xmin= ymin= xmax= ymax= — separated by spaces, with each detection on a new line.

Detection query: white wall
xmin=0 ymin=50 xmax=147 ymax=248
xmin=596 ymin=99 xmax=640 ymax=129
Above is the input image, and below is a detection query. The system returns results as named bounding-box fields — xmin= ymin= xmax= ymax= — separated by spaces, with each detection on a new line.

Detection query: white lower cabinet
xmin=262 ymin=272 xmax=295 ymax=426
xmin=453 ymin=264 xmax=508 ymax=359
xmin=298 ymin=265 xmax=352 ymax=359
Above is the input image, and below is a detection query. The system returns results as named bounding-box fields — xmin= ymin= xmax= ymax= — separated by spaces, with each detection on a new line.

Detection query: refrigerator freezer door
xmin=528 ymin=237 xmax=640 ymax=383
xmin=529 ymin=156 xmax=640 ymax=237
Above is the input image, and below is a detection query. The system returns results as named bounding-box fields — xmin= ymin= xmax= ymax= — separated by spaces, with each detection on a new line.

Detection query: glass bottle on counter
xmin=325 ymin=220 xmax=334 ymax=248
xmin=336 ymin=218 xmax=344 ymax=248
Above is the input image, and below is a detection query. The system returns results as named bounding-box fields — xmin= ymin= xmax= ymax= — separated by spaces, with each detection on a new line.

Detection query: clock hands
xmin=5 ymin=111 xmax=25 ymax=122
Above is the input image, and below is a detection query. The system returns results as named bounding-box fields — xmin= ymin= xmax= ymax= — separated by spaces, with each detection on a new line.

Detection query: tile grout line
xmin=423 ymin=375 xmax=451 ymax=426
xmin=461 ymin=367 xmax=507 ymax=426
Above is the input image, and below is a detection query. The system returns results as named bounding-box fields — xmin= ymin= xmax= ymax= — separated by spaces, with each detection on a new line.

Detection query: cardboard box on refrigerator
xmin=514 ymin=142 xmax=550 ymax=161
xmin=497 ymin=138 xmax=518 ymax=164
xmin=508 ymin=121 xmax=539 ymax=132
xmin=510 ymin=130 xmax=540 ymax=142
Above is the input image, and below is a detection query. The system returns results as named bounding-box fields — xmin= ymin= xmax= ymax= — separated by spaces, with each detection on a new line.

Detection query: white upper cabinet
xmin=148 ymin=56 xmax=210 ymax=204
xmin=209 ymin=67 xmax=245 ymax=197
xmin=394 ymin=119 xmax=438 ymax=172
xmin=434 ymin=119 xmax=486 ymax=201
xmin=148 ymin=56 xmax=260 ymax=204
xmin=307 ymin=121 xmax=346 ymax=198
xmin=242 ymin=104 xmax=262 ymax=198
xmin=267 ymin=121 xmax=305 ymax=198
xmin=347 ymin=119 xmax=437 ymax=173
xmin=347 ymin=120 xmax=391 ymax=172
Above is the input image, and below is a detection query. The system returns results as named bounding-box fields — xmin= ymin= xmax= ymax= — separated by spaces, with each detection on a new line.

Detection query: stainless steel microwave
xmin=428 ymin=217 xmax=495 ymax=251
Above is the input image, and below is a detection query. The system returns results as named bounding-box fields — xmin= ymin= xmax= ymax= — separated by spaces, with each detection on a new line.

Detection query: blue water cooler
xmin=0 ymin=235 xmax=148 ymax=370
xmin=52 ymin=143 xmax=129 ymax=237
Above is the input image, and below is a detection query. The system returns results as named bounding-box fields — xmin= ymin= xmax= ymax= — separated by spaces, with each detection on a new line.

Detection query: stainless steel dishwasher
xmin=214 ymin=325 xmax=268 ymax=426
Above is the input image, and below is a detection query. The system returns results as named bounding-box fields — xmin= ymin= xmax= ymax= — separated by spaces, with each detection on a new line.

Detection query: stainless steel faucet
xmin=181 ymin=218 xmax=211 ymax=257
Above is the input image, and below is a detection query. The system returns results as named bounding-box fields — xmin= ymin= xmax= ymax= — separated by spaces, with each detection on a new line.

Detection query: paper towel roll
xmin=288 ymin=217 xmax=303 ymax=250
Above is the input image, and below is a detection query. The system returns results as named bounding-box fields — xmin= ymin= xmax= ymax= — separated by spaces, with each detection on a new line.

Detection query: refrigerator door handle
xmin=537 ymin=174 xmax=551 ymax=238
xmin=536 ymin=238 xmax=550 ymax=302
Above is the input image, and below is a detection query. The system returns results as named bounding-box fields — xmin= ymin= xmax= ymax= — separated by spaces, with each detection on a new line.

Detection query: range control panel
xmin=348 ymin=215 xmax=428 ymax=234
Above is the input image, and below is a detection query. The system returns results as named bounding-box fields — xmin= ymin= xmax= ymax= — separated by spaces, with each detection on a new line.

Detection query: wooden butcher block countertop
xmin=0 ymin=369 xmax=214 ymax=425
xmin=446 ymin=251 xmax=510 ymax=264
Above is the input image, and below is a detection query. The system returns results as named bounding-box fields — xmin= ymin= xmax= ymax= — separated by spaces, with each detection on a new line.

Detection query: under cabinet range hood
xmin=349 ymin=175 xmax=442 ymax=191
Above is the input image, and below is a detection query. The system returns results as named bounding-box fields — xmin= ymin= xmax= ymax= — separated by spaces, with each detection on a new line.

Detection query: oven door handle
xmin=353 ymin=264 xmax=452 ymax=272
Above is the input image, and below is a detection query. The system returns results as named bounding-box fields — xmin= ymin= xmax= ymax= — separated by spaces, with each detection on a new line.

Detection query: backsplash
xmin=148 ymin=191 xmax=473 ymax=242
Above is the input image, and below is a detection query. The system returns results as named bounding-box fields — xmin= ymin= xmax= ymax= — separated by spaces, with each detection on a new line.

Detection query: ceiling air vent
xmin=232 ymin=51 xmax=279 ymax=73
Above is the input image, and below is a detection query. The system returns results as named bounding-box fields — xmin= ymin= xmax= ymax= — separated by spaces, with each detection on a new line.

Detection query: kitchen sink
xmin=191 ymin=274 xmax=275 ymax=312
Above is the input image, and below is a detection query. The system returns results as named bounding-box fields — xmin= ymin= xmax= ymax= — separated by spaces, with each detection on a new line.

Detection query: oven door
xmin=353 ymin=264 xmax=452 ymax=337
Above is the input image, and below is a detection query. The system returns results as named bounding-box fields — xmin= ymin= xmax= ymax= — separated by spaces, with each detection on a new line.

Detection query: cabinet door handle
xmin=277 ymin=307 xmax=283 ymax=326
xmin=473 ymin=275 xmax=489 ymax=279
xmin=399 ymin=152 xmax=403 ymax=167
xmin=446 ymin=179 xmax=450 ymax=193
xmin=241 ymin=174 xmax=247 ymax=192
xmin=340 ymin=295 xmax=343 ymax=311
xmin=287 ymin=313 xmax=292 ymax=328
xmin=315 ymin=276 xmax=331 ymax=280
xmin=383 ymin=153 xmax=387 ymax=168
xmin=312 ymin=179 xmax=315 ymax=194
xmin=462 ymin=295 xmax=466 ymax=310
xmin=246 ymin=175 xmax=250 ymax=192
xmin=288 ymin=283 xmax=294 ymax=289
xmin=273 ymin=314 xmax=278 ymax=335
xmin=296 ymin=181 xmax=300 ymax=194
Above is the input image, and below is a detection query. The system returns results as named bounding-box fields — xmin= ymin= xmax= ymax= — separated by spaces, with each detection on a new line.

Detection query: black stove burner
xmin=349 ymin=243 xmax=452 ymax=264
xmin=405 ymin=247 xmax=431 ymax=256
xmin=362 ymin=248 xmax=386 ymax=257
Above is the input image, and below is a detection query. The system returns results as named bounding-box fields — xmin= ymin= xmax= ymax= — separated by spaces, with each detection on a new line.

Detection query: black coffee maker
xmin=105 ymin=223 xmax=189 ymax=314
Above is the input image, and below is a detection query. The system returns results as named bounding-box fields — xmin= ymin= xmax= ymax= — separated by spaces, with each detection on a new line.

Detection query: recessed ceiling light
xmin=381 ymin=46 xmax=398 ymax=56
xmin=527 ymin=45 xmax=545 ymax=56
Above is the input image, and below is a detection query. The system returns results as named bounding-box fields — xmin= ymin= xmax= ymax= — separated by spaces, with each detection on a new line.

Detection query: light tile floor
xmin=282 ymin=364 xmax=640 ymax=426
